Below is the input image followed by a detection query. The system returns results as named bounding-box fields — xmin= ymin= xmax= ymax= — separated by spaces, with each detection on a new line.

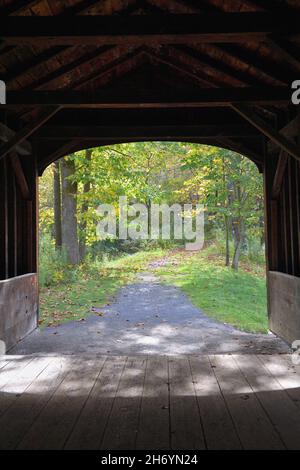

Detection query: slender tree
xmin=61 ymin=155 xmax=80 ymax=265
xmin=79 ymin=149 xmax=92 ymax=261
xmin=53 ymin=160 xmax=62 ymax=250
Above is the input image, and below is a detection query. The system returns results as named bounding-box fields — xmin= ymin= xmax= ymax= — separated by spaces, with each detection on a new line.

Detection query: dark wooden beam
xmin=144 ymin=49 xmax=217 ymax=88
xmin=0 ymin=123 xmax=32 ymax=155
xmin=74 ymin=48 xmax=145 ymax=90
xmin=24 ymin=46 xmax=114 ymax=90
xmin=35 ymin=123 xmax=258 ymax=140
xmin=217 ymin=43 xmax=290 ymax=86
xmin=267 ymin=36 xmax=300 ymax=73
xmin=38 ymin=140 xmax=81 ymax=175
xmin=215 ymin=136 xmax=263 ymax=169
xmin=0 ymin=106 xmax=61 ymax=161
xmin=3 ymin=87 xmax=290 ymax=108
xmin=231 ymin=103 xmax=300 ymax=162
xmin=168 ymin=45 xmax=250 ymax=87
xmin=272 ymin=150 xmax=288 ymax=200
xmin=10 ymin=151 xmax=31 ymax=200
xmin=268 ymin=115 xmax=300 ymax=153
xmin=1 ymin=13 xmax=300 ymax=46
xmin=0 ymin=0 xmax=41 ymax=16
xmin=4 ymin=46 xmax=69 ymax=84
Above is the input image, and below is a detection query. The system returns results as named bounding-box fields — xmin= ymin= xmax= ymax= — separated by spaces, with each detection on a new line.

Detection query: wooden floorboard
xmin=17 ymin=357 xmax=105 ymax=450
xmin=234 ymin=355 xmax=300 ymax=450
xmin=189 ymin=355 xmax=242 ymax=450
xmin=65 ymin=356 xmax=126 ymax=450
xmin=210 ymin=355 xmax=285 ymax=449
xmin=135 ymin=356 xmax=170 ymax=450
xmin=0 ymin=354 xmax=299 ymax=450
xmin=169 ymin=356 xmax=206 ymax=450
xmin=100 ymin=356 xmax=147 ymax=450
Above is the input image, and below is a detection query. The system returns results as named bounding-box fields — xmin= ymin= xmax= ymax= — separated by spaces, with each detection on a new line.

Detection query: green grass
xmin=39 ymin=245 xmax=268 ymax=333
xmin=39 ymin=249 xmax=165 ymax=327
xmin=153 ymin=247 xmax=268 ymax=333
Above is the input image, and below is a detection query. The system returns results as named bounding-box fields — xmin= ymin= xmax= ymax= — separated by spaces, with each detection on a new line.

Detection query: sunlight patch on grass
xmin=154 ymin=248 xmax=268 ymax=333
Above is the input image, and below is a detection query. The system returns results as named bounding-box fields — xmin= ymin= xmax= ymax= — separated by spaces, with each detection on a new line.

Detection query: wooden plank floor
xmin=0 ymin=354 xmax=300 ymax=450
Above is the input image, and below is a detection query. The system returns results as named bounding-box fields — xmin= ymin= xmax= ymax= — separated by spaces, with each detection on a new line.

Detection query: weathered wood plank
xmin=1 ymin=13 xmax=300 ymax=46
xmin=17 ymin=357 xmax=105 ymax=450
xmin=258 ymin=355 xmax=300 ymax=410
xmin=0 ymin=107 xmax=61 ymax=161
xmin=136 ymin=356 xmax=169 ymax=450
xmin=189 ymin=355 xmax=241 ymax=450
xmin=10 ymin=152 xmax=31 ymax=200
xmin=234 ymin=354 xmax=300 ymax=449
xmin=100 ymin=357 xmax=146 ymax=450
xmin=0 ymin=356 xmax=69 ymax=449
xmin=65 ymin=356 xmax=126 ymax=450
xmin=272 ymin=151 xmax=288 ymax=200
xmin=169 ymin=357 xmax=205 ymax=450
xmin=231 ymin=104 xmax=300 ymax=162
xmin=210 ymin=355 xmax=285 ymax=449
xmin=0 ymin=357 xmax=50 ymax=418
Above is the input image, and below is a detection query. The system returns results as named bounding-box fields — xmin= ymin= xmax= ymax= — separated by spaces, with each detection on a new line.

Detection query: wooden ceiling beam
xmin=267 ymin=36 xmax=300 ymax=73
xmin=0 ymin=123 xmax=32 ymax=155
xmin=231 ymin=103 xmax=300 ymax=162
xmin=34 ymin=123 xmax=258 ymax=140
xmin=272 ymin=150 xmax=289 ymax=200
xmin=38 ymin=139 xmax=82 ymax=175
xmin=144 ymin=49 xmax=217 ymax=88
xmin=1 ymin=13 xmax=300 ymax=46
xmin=168 ymin=45 xmax=250 ymax=87
xmin=3 ymin=87 xmax=290 ymax=108
xmin=24 ymin=46 xmax=114 ymax=90
xmin=0 ymin=106 xmax=61 ymax=161
xmin=10 ymin=151 xmax=31 ymax=200
xmin=0 ymin=0 xmax=41 ymax=16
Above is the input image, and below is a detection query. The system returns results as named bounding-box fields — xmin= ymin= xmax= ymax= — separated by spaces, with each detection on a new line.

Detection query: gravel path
xmin=11 ymin=273 xmax=290 ymax=356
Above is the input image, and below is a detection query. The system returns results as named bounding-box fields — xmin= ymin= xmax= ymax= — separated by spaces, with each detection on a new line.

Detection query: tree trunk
xmin=61 ymin=156 xmax=80 ymax=265
xmin=231 ymin=219 xmax=244 ymax=270
xmin=79 ymin=149 xmax=92 ymax=261
xmin=225 ymin=214 xmax=230 ymax=266
xmin=53 ymin=160 xmax=62 ymax=250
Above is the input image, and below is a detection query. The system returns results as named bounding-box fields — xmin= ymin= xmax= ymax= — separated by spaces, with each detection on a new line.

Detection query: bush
xmin=39 ymin=234 xmax=79 ymax=287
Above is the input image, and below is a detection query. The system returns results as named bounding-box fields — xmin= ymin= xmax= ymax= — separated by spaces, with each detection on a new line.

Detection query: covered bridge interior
xmin=0 ymin=0 xmax=300 ymax=351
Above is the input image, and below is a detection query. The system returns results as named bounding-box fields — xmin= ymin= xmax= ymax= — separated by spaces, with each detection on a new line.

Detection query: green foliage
xmin=39 ymin=234 xmax=77 ymax=287
xmin=155 ymin=246 xmax=268 ymax=333
xmin=39 ymin=142 xmax=267 ymax=331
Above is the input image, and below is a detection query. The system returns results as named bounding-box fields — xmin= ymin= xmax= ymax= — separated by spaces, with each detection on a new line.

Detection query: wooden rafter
xmin=38 ymin=139 xmax=82 ymax=175
xmin=168 ymin=45 xmax=248 ymax=87
xmin=1 ymin=13 xmax=300 ymax=46
xmin=144 ymin=48 xmax=217 ymax=88
xmin=0 ymin=0 xmax=42 ymax=16
xmin=215 ymin=136 xmax=263 ymax=168
xmin=3 ymin=87 xmax=290 ymax=108
xmin=0 ymin=106 xmax=61 ymax=161
xmin=34 ymin=123 xmax=258 ymax=140
xmin=74 ymin=48 xmax=146 ymax=90
xmin=10 ymin=151 xmax=31 ymax=200
xmin=24 ymin=46 xmax=114 ymax=90
xmin=218 ymin=44 xmax=291 ymax=86
xmin=231 ymin=103 xmax=300 ymax=162
xmin=272 ymin=150 xmax=289 ymax=200
xmin=0 ymin=123 xmax=32 ymax=155
xmin=267 ymin=36 xmax=300 ymax=73
xmin=268 ymin=115 xmax=300 ymax=154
